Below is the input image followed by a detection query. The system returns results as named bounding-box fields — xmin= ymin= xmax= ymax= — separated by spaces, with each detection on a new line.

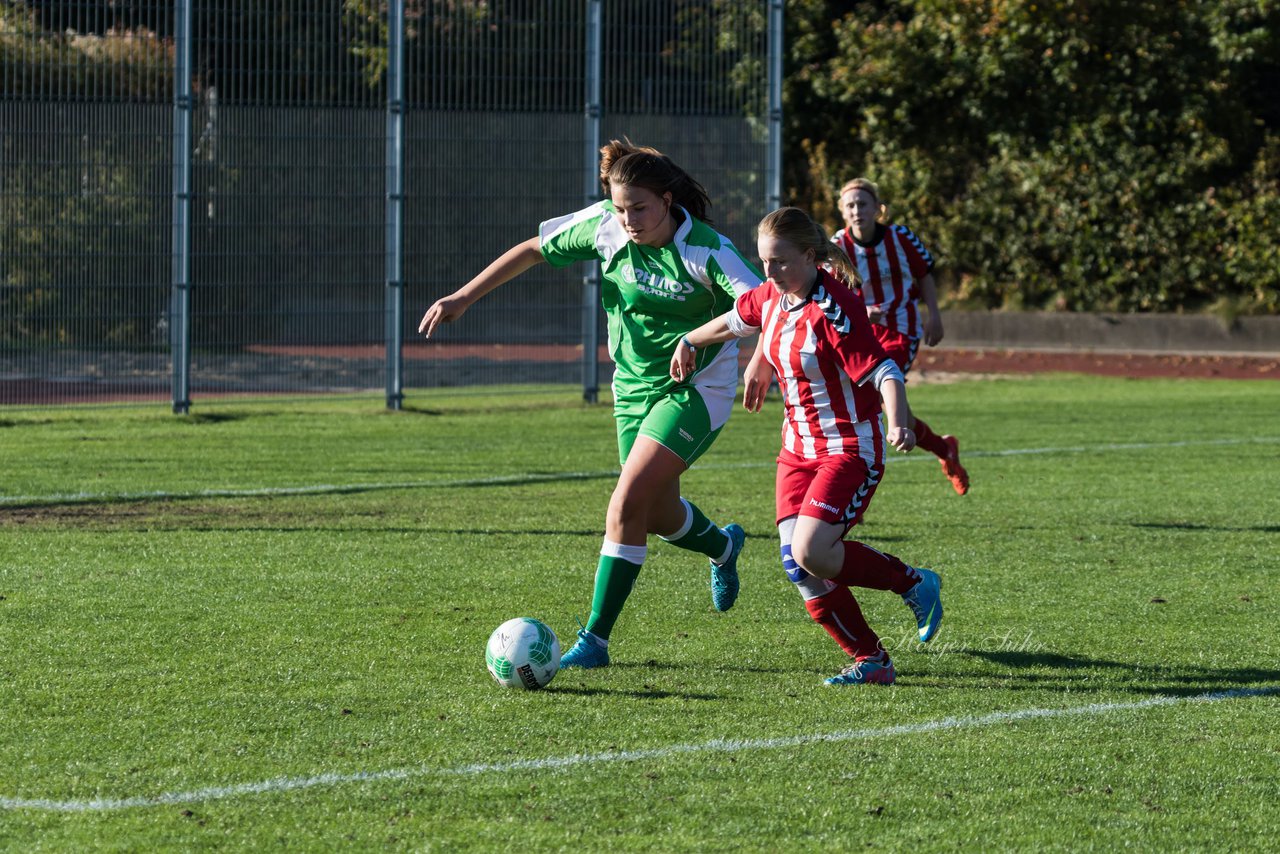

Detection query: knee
xmin=791 ymin=538 xmax=839 ymax=579
xmin=782 ymin=543 xmax=837 ymax=599
xmin=605 ymin=493 xmax=629 ymax=531
xmin=607 ymin=483 xmax=647 ymax=529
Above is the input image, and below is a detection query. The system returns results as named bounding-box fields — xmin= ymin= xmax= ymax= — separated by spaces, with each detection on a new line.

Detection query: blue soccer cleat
xmin=825 ymin=654 xmax=896 ymax=686
xmin=559 ymin=628 xmax=610 ymax=669
xmin=710 ymin=523 xmax=745 ymax=612
xmin=902 ymin=567 xmax=944 ymax=643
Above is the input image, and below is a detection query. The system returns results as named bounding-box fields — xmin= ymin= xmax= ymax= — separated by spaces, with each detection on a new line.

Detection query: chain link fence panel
xmin=1 ymin=0 xmax=771 ymax=407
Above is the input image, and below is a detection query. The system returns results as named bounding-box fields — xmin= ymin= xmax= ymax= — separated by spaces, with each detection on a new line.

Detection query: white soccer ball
xmin=485 ymin=617 xmax=561 ymax=690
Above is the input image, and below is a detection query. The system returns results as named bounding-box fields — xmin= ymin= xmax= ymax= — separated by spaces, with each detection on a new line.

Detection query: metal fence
xmin=0 ymin=0 xmax=779 ymax=410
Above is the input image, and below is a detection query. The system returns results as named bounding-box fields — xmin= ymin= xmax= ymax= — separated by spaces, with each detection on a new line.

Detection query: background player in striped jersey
xmin=832 ymin=178 xmax=970 ymax=495
xmin=672 ymin=207 xmax=944 ymax=685
xmin=419 ymin=140 xmax=762 ymax=670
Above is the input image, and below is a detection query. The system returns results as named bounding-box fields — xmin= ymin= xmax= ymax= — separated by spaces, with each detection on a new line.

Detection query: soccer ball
xmin=485 ymin=617 xmax=561 ymax=690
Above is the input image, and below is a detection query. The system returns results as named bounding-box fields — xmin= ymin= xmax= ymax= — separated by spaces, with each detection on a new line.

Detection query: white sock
xmin=711 ymin=528 xmax=735 ymax=565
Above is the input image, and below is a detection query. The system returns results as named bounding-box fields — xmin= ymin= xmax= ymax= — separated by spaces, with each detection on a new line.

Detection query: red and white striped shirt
xmin=731 ymin=269 xmax=889 ymax=459
xmin=832 ymin=223 xmax=935 ymax=340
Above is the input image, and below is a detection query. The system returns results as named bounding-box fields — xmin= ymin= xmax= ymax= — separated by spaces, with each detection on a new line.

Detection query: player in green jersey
xmin=419 ymin=140 xmax=763 ymax=669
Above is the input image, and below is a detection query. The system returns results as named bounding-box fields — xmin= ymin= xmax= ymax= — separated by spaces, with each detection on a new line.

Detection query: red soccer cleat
xmin=940 ymin=435 xmax=969 ymax=495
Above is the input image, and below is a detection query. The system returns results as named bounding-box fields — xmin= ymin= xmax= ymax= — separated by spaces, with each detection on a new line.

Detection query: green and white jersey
xmin=539 ymin=201 xmax=762 ymax=398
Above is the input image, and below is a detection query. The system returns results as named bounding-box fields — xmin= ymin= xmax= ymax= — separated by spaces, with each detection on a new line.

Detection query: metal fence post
xmin=767 ymin=0 xmax=784 ymax=213
xmin=581 ymin=0 xmax=603 ymax=404
xmin=171 ymin=0 xmax=193 ymax=414
xmin=385 ymin=0 xmax=406 ymax=410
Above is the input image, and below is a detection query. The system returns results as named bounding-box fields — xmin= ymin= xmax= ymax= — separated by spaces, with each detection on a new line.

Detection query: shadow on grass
xmin=548 ymin=685 xmax=721 ymax=701
xmin=413 ymin=527 xmax=605 ymax=538
xmin=953 ymin=649 xmax=1280 ymax=697
xmin=93 ymin=526 xmax=609 ymax=537
xmin=0 ymin=470 xmax=624 ymax=511
xmin=1132 ymin=521 xmax=1280 ymax=534
xmin=610 ymin=660 xmax=798 ymax=676
xmin=548 ymin=659 xmax=799 ymax=700
xmin=179 ymin=412 xmax=251 ymax=424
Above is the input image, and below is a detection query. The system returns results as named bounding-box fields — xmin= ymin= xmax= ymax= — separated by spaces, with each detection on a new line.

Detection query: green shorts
xmin=613 ymin=380 xmax=734 ymax=467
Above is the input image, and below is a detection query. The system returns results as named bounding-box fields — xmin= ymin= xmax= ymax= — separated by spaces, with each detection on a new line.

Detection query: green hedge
xmin=784 ymin=0 xmax=1280 ymax=314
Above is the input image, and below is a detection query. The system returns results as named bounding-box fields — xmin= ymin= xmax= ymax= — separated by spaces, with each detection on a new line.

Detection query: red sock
xmin=804 ymin=587 xmax=884 ymax=659
xmin=913 ymin=417 xmax=949 ymax=459
xmin=832 ymin=540 xmax=919 ymax=595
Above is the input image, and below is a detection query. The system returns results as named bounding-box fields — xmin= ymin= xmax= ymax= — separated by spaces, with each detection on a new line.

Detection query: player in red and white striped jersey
xmin=672 ymin=208 xmax=944 ymax=686
xmin=832 ymin=178 xmax=969 ymax=495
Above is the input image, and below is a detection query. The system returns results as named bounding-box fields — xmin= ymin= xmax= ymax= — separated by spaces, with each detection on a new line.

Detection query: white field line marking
xmin=2 ymin=436 xmax=1277 ymax=508
xmin=2 ymin=686 xmax=1275 ymax=813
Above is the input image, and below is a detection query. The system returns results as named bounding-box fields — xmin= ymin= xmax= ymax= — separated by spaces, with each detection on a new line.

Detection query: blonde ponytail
xmin=758 ymin=207 xmax=860 ymax=286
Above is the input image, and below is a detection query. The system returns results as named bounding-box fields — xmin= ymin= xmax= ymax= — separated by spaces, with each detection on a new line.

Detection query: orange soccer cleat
xmin=940 ymin=435 xmax=969 ymax=495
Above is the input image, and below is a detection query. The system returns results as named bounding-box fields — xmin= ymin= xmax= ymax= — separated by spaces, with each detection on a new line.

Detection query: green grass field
xmin=2 ymin=375 xmax=1278 ymax=851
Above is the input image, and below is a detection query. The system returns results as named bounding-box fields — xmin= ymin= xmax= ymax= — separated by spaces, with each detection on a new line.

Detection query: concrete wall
xmin=940 ymin=312 xmax=1280 ymax=355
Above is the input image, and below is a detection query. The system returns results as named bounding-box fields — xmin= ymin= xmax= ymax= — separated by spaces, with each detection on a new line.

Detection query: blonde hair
xmin=839 ymin=177 xmax=889 ymax=223
xmin=758 ymin=207 xmax=860 ymax=286
xmin=599 ymin=139 xmax=712 ymax=224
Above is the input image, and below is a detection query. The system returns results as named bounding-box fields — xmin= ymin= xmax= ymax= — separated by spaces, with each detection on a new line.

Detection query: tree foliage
xmin=785 ymin=0 xmax=1280 ymax=313
xmin=4 ymin=0 xmax=1276 ymax=338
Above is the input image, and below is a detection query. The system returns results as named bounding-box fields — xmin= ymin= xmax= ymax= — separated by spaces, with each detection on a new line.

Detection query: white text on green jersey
xmin=620 ymin=263 xmax=695 ymax=301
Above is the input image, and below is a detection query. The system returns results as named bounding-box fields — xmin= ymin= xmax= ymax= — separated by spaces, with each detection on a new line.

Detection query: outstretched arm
xmin=418 ymin=237 xmax=545 ymax=338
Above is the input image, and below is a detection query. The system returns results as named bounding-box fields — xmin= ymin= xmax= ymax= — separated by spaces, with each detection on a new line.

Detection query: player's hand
xmin=670 ymin=339 xmax=696 ymax=382
xmin=887 ymin=425 xmax=916 ymax=453
xmin=866 ymin=307 xmax=883 ymax=324
xmin=419 ymin=294 xmax=469 ymax=339
xmin=923 ymin=313 xmax=944 ymax=347
xmin=742 ymin=352 xmax=772 ymax=412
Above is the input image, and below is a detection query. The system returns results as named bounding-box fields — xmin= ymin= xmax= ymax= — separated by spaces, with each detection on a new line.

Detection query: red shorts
xmin=870 ymin=325 xmax=920 ymax=376
xmin=776 ymin=427 xmax=885 ymax=534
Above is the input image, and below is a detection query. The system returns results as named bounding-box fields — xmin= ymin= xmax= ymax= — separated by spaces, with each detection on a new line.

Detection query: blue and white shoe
xmin=902 ymin=567 xmax=944 ymax=643
xmin=710 ymin=523 xmax=745 ymax=612
xmin=559 ymin=628 xmax=610 ymax=669
xmin=825 ymin=654 xmax=896 ymax=686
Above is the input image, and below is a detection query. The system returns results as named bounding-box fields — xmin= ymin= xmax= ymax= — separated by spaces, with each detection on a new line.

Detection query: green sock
xmin=584 ymin=554 xmax=642 ymax=640
xmin=663 ymin=499 xmax=730 ymax=561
